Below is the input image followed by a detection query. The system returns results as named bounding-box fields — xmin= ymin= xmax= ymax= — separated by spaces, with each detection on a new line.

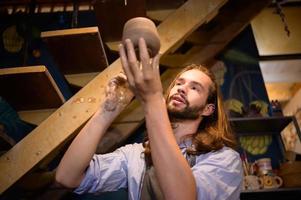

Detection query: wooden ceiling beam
xmin=161 ymin=0 xmax=272 ymax=67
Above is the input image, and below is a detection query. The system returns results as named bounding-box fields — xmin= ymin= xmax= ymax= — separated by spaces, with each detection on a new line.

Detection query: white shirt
xmin=74 ymin=143 xmax=243 ymax=200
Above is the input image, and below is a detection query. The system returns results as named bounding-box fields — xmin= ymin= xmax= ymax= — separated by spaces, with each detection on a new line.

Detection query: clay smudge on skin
xmin=103 ymin=74 xmax=131 ymax=112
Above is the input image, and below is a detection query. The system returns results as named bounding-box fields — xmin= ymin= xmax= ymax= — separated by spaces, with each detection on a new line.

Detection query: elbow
xmin=55 ymin=170 xmax=81 ymax=189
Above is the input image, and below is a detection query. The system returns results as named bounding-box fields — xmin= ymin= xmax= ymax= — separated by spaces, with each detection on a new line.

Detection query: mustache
xmin=169 ymin=93 xmax=188 ymax=105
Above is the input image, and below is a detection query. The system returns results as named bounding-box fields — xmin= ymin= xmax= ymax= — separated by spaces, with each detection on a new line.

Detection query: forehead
xmin=177 ymin=69 xmax=213 ymax=88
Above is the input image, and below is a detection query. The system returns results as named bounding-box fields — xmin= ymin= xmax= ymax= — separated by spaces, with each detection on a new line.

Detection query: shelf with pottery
xmin=232 ymin=116 xmax=301 ymax=199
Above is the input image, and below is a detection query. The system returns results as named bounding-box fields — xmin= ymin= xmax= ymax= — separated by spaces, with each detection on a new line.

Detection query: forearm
xmin=144 ymin=94 xmax=196 ymax=200
xmin=55 ymin=109 xmax=113 ymax=188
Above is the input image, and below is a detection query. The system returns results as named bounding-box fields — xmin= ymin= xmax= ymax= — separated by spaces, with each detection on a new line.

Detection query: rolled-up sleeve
xmin=74 ymin=147 xmax=129 ymax=194
xmin=192 ymin=147 xmax=243 ymax=200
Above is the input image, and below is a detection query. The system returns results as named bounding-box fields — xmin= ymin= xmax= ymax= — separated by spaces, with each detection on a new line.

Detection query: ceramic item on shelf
xmin=262 ymin=175 xmax=283 ymax=189
xmin=243 ymin=175 xmax=263 ymax=190
xmin=255 ymin=158 xmax=273 ymax=176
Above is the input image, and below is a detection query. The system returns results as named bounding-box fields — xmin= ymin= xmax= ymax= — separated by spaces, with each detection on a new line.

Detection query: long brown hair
xmin=143 ymin=64 xmax=237 ymax=166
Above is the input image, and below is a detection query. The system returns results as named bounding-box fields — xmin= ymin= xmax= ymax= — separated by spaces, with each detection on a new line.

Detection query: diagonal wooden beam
xmin=160 ymin=0 xmax=272 ymax=67
xmin=0 ymin=0 xmax=227 ymax=193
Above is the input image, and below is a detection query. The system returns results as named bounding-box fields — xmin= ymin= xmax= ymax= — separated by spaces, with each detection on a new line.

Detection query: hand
xmin=103 ymin=73 xmax=133 ymax=112
xmin=119 ymin=38 xmax=162 ymax=104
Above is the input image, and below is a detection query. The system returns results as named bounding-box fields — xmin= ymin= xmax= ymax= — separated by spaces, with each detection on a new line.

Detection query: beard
xmin=167 ymin=95 xmax=205 ymax=120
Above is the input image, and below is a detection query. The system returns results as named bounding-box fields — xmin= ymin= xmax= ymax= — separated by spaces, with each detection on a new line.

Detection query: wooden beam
xmin=0 ymin=0 xmax=227 ymax=193
xmin=162 ymin=0 xmax=272 ymax=67
xmin=18 ymin=109 xmax=56 ymax=125
xmin=0 ymin=60 xmax=130 ymax=193
xmin=157 ymin=0 xmax=227 ymax=55
xmin=183 ymin=0 xmax=272 ymax=65
xmin=64 ymin=72 xmax=100 ymax=87
xmin=147 ymin=9 xmax=175 ymax=22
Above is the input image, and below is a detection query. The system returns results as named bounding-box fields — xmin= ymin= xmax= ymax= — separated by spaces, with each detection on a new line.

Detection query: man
xmin=55 ymin=38 xmax=243 ymax=200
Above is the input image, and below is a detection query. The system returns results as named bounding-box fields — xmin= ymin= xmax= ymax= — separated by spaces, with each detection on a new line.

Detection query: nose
xmin=177 ymin=85 xmax=186 ymax=95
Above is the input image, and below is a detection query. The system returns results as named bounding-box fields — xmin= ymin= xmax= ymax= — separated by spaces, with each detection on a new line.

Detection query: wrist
xmin=143 ymin=93 xmax=165 ymax=112
xmin=93 ymin=108 xmax=118 ymax=125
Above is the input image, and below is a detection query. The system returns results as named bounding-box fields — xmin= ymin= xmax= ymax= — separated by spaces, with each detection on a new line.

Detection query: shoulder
xmin=195 ymin=146 xmax=241 ymax=167
xmin=192 ymin=147 xmax=243 ymax=200
xmin=113 ymin=143 xmax=145 ymax=159
xmin=117 ymin=143 xmax=144 ymax=153
xmin=192 ymin=146 xmax=242 ymax=178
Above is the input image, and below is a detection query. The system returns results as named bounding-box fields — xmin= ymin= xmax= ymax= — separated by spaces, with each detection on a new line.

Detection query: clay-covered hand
xmin=103 ymin=73 xmax=133 ymax=113
xmin=119 ymin=38 xmax=162 ymax=104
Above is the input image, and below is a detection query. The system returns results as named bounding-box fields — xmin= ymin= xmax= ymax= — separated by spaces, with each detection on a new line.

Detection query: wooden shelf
xmin=41 ymin=27 xmax=108 ymax=74
xmin=241 ymin=187 xmax=301 ymax=193
xmin=0 ymin=65 xmax=65 ymax=111
xmin=230 ymin=116 xmax=293 ymax=135
xmin=241 ymin=187 xmax=301 ymax=200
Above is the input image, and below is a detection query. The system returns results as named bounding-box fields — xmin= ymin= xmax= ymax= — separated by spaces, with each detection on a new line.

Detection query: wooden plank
xmin=64 ymin=72 xmax=99 ymax=87
xmin=0 ymin=66 xmax=65 ymax=111
xmin=157 ymin=0 xmax=227 ymax=55
xmin=0 ymin=0 xmax=227 ymax=193
xmin=182 ymin=0 xmax=272 ymax=66
xmin=0 ymin=60 xmax=130 ymax=193
xmin=161 ymin=0 xmax=272 ymax=68
xmin=41 ymin=27 xmax=108 ymax=74
xmin=18 ymin=109 xmax=56 ymax=125
xmin=106 ymin=41 xmax=120 ymax=52
xmin=147 ymin=9 xmax=175 ymax=22
xmin=160 ymin=45 xmax=203 ymax=67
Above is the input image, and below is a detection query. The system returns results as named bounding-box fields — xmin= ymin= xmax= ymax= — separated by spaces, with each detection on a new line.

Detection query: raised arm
xmin=55 ymin=75 xmax=132 ymax=188
xmin=119 ymin=38 xmax=196 ymax=200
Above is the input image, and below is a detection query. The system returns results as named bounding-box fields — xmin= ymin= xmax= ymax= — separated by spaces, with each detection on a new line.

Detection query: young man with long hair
xmin=55 ymin=38 xmax=242 ymax=200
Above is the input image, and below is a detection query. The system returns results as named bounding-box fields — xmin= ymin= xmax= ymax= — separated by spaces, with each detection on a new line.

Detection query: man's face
xmin=167 ymin=69 xmax=213 ymax=120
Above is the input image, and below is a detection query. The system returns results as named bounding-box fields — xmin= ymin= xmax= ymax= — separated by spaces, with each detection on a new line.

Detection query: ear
xmin=201 ymin=103 xmax=215 ymax=116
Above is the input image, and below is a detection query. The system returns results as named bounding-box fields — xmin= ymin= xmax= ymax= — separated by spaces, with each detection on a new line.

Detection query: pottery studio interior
xmin=0 ymin=0 xmax=301 ymax=200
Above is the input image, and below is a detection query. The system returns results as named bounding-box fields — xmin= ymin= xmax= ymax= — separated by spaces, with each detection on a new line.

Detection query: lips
xmin=170 ymin=94 xmax=187 ymax=105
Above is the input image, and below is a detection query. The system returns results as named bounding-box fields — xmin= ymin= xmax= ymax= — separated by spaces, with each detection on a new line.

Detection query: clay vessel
xmin=122 ymin=17 xmax=160 ymax=58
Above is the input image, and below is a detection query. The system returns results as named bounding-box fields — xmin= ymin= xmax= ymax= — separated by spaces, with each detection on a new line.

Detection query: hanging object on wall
xmin=211 ymin=60 xmax=227 ymax=86
xmin=2 ymin=25 xmax=24 ymax=53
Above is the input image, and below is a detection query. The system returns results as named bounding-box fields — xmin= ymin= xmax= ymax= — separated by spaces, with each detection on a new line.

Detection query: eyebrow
xmin=176 ymin=78 xmax=205 ymax=90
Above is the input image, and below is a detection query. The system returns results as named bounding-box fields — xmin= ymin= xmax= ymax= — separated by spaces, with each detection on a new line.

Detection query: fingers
xmin=119 ymin=43 xmax=134 ymax=87
xmin=124 ymin=39 xmax=141 ymax=80
xmin=152 ymin=53 xmax=161 ymax=77
xmin=138 ymin=38 xmax=152 ymax=77
xmin=119 ymin=38 xmax=161 ymax=89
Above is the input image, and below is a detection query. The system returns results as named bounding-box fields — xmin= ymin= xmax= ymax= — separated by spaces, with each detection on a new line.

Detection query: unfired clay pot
xmin=122 ymin=17 xmax=160 ymax=58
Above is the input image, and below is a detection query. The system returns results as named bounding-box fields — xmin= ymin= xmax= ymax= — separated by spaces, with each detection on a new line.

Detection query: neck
xmin=171 ymin=117 xmax=202 ymax=143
